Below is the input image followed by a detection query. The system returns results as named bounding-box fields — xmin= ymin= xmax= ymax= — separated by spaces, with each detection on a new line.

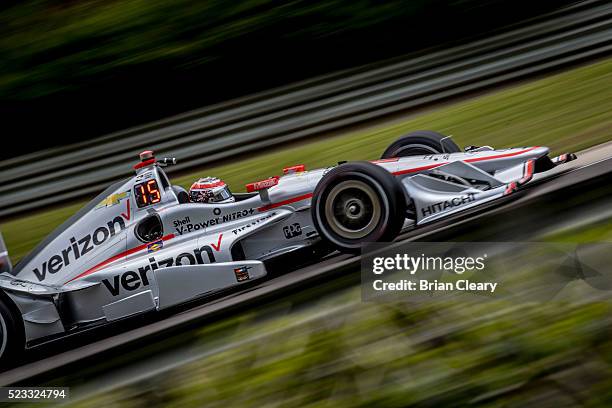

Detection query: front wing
xmin=403 ymin=153 xmax=575 ymax=225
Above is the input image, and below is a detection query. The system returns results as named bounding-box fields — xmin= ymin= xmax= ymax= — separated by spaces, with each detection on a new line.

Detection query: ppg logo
xmin=283 ymin=223 xmax=302 ymax=239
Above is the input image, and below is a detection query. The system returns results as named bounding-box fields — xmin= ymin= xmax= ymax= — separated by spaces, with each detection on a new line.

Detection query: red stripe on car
xmin=371 ymin=158 xmax=400 ymax=163
xmin=392 ymin=163 xmax=445 ymax=176
xmin=66 ymin=233 xmax=175 ymax=283
xmin=391 ymin=147 xmax=540 ymax=176
xmin=464 ymin=146 xmax=539 ymax=163
xmin=258 ymin=193 xmax=313 ymax=212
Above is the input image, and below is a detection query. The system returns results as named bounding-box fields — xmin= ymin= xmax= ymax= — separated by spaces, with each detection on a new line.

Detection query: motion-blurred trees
xmin=0 ymin=0 xmax=571 ymax=155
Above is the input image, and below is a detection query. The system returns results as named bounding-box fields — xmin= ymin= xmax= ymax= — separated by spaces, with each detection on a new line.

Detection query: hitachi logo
xmin=421 ymin=193 xmax=476 ymax=218
xmin=102 ymin=244 xmax=217 ymax=296
xmin=32 ymin=216 xmax=126 ymax=282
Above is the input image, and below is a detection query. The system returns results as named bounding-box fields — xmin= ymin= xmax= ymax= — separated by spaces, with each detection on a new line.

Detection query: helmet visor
xmin=213 ymin=187 xmax=232 ymax=202
xmin=190 ymin=185 xmax=232 ymax=203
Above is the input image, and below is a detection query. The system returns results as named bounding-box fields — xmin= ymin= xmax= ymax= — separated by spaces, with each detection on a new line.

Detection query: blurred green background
xmin=3 ymin=57 xmax=611 ymax=263
xmin=0 ymin=0 xmax=573 ymax=156
xmin=2 ymin=2 xmax=612 ymax=406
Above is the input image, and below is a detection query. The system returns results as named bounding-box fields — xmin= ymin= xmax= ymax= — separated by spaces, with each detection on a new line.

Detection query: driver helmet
xmin=189 ymin=177 xmax=235 ymax=204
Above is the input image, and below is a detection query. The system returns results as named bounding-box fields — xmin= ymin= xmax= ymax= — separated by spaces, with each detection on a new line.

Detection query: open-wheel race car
xmin=0 ymin=130 xmax=576 ymax=365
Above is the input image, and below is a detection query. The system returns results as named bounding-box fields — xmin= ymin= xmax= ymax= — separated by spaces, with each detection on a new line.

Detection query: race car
xmin=0 ymin=131 xmax=576 ymax=365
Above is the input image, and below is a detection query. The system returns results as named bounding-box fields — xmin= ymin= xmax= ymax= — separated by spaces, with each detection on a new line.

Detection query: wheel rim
xmin=0 ymin=312 xmax=7 ymax=358
xmin=392 ymin=143 xmax=439 ymax=156
xmin=324 ymin=180 xmax=382 ymax=240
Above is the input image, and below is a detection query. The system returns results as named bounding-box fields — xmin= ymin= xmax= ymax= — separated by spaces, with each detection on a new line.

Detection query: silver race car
xmin=0 ymin=131 xmax=576 ymax=364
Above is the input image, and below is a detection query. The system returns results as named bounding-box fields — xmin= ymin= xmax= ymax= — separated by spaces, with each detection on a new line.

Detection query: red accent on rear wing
xmin=246 ymin=176 xmax=280 ymax=192
xmin=283 ymin=164 xmax=306 ymax=174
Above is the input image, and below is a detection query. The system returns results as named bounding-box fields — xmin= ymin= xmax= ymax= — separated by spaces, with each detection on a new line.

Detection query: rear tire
xmin=381 ymin=130 xmax=461 ymax=159
xmin=0 ymin=296 xmax=23 ymax=368
xmin=312 ymin=161 xmax=406 ymax=253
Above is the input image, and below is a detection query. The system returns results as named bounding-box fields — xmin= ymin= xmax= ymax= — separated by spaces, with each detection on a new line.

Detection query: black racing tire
xmin=312 ymin=161 xmax=406 ymax=253
xmin=0 ymin=295 xmax=23 ymax=368
xmin=381 ymin=130 xmax=461 ymax=159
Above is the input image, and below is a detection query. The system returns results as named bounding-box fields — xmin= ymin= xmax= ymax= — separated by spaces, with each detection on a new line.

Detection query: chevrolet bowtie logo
xmin=96 ymin=191 xmax=129 ymax=209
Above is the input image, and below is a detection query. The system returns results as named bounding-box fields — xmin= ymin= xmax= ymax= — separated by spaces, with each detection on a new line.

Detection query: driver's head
xmin=189 ymin=177 xmax=235 ymax=204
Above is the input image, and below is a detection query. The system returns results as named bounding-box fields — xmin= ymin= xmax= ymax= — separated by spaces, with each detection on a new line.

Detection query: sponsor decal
xmin=32 ymin=215 xmax=128 ymax=282
xmin=234 ymin=266 xmax=252 ymax=282
xmin=231 ymin=213 xmax=275 ymax=235
xmin=422 ymin=154 xmax=450 ymax=161
xmin=102 ymin=241 xmax=219 ymax=296
xmin=283 ymin=223 xmax=302 ymax=239
xmin=220 ymin=208 xmax=256 ymax=221
xmin=421 ymin=193 xmax=476 ymax=218
xmin=121 ymin=199 xmax=131 ymax=221
xmin=102 ymin=269 xmax=151 ymax=297
xmin=95 ymin=191 xmax=130 ymax=209
xmin=147 ymin=240 xmax=163 ymax=253
xmin=246 ymin=177 xmax=279 ymax=192
xmin=9 ymin=280 xmax=28 ymax=288
xmin=211 ymin=234 xmax=223 ymax=251
xmin=135 ymin=171 xmax=153 ymax=182
xmin=173 ymin=216 xmax=207 ymax=234
xmin=173 ymin=209 xmax=256 ymax=235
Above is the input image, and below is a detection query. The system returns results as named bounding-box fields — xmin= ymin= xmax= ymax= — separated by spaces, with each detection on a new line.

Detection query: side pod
xmin=154 ymin=260 xmax=267 ymax=309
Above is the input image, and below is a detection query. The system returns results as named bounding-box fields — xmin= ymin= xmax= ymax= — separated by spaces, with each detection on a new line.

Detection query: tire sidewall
xmin=0 ymin=311 xmax=7 ymax=359
xmin=0 ymin=297 xmax=22 ymax=367
xmin=315 ymin=172 xmax=390 ymax=249
xmin=313 ymin=162 xmax=405 ymax=251
xmin=381 ymin=130 xmax=460 ymax=159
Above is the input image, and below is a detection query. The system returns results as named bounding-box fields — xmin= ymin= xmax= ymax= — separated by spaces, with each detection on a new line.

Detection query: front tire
xmin=381 ymin=130 xmax=461 ymax=159
xmin=312 ymin=162 xmax=406 ymax=252
xmin=0 ymin=296 xmax=23 ymax=368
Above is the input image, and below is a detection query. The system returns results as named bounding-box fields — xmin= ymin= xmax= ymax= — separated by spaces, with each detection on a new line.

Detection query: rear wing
xmin=0 ymin=232 xmax=12 ymax=274
xmin=245 ymin=176 xmax=280 ymax=203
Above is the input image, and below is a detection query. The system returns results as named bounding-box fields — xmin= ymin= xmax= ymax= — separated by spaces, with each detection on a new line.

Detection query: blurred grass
xmin=60 ymin=214 xmax=612 ymax=407
xmin=2 ymin=58 xmax=612 ymax=262
xmin=65 ymin=270 xmax=612 ymax=406
xmin=544 ymin=218 xmax=612 ymax=243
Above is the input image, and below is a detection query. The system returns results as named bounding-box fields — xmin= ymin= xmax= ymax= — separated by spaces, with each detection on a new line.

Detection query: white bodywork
xmin=0 ymin=144 xmax=565 ymax=348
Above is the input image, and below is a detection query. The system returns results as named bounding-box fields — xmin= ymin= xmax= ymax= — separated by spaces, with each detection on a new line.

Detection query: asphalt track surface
xmin=1 ymin=141 xmax=610 ymax=388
